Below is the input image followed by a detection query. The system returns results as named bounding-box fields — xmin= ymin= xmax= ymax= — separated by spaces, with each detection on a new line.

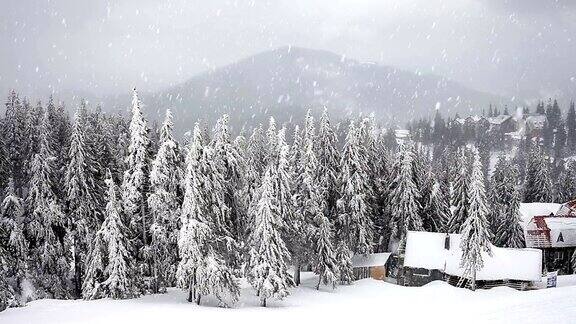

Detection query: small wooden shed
xmin=351 ymin=252 xmax=392 ymax=281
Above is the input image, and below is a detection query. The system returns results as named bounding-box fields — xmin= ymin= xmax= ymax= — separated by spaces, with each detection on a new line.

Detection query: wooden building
xmin=351 ymin=252 xmax=392 ymax=281
xmin=402 ymin=231 xmax=542 ymax=290
xmin=524 ymin=211 xmax=576 ymax=274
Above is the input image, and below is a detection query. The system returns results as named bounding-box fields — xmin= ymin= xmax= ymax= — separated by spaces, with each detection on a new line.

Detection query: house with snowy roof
xmin=351 ymin=252 xmax=392 ymax=281
xmin=522 ymin=201 xmax=576 ymax=274
xmin=488 ymin=114 xmax=516 ymax=134
xmin=401 ymin=231 xmax=542 ymax=290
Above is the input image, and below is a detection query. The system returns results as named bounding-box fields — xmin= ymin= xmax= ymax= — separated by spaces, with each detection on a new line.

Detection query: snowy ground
xmin=2 ymin=273 xmax=576 ymax=324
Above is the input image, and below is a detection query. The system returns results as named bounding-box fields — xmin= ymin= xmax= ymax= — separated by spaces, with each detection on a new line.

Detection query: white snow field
xmin=2 ymin=273 xmax=576 ymax=324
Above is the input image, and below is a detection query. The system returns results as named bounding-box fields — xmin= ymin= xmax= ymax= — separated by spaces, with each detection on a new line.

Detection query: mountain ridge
xmin=103 ymin=46 xmax=513 ymax=135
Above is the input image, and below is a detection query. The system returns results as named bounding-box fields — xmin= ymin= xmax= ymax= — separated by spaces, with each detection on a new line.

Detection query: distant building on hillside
xmin=524 ymin=114 xmax=547 ymax=139
xmin=401 ymin=231 xmax=542 ymax=290
xmin=488 ymin=114 xmax=516 ymax=134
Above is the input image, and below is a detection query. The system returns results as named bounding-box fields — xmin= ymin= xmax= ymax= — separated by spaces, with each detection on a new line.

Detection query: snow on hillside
xmin=2 ymin=272 xmax=576 ymax=324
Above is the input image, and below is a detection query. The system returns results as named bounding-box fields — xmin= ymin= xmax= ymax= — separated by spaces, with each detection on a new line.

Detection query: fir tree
xmin=4 ymin=91 xmax=29 ymax=193
xmin=195 ymin=251 xmax=240 ymax=307
xmin=0 ymin=178 xmax=28 ymax=308
xmin=459 ymin=147 xmax=492 ymax=291
xmin=177 ymin=123 xmax=210 ymax=304
xmin=524 ymin=144 xmax=552 ymax=203
xmin=425 ymin=179 xmax=451 ymax=232
xmin=247 ymin=168 xmax=293 ymax=307
xmin=335 ymin=241 xmax=354 ymax=284
xmin=317 ymin=108 xmax=340 ymax=220
xmin=211 ymin=114 xmax=244 ymax=267
xmin=26 ymin=110 xmax=71 ymax=299
xmin=100 ymin=171 xmax=137 ymax=299
xmin=65 ymin=104 xmax=99 ymax=297
xmin=489 ymin=155 xmax=517 ymax=236
xmin=496 ymin=187 xmax=525 ymax=248
xmin=557 ymin=161 xmax=576 ymax=202
xmin=389 ymin=141 xmax=423 ymax=246
xmin=121 ymin=88 xmax=150 ymax=282
xmin=312 ymin=213 xmax=339 ymax=289
xmin=177 ymin=123 xmax=240 ymax=306
xmin=147 ymin=109 xmax=182 ymax=292
xmin=448 ymin=147 xmax=469 ymax=233
xmin=567 ymin=101 xmax=576 ymax=153
xmin=336 ymin=121 xmax=374 ymax=255
xmin=81 ymin=231 xmax=105 ymax=300
xmin=285 ymin=125 xmax=309 ymax=286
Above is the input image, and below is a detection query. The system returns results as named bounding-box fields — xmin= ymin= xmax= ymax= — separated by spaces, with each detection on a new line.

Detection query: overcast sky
xmin=1 ymin=0 xmax=575 ymax=102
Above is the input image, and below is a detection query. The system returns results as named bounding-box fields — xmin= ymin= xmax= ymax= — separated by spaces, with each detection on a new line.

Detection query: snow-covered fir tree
xmin=459 ymin=147 xmax=492 ymax=291
xmin=176 ymin=124 xmax=210 ymax=303
xmin=247 ymin=168 xmax=293 ymax=307
xmin=448 ymin=147 xmax=469 ymax=233
xmin=298 ymin=121 xmax=338 ymax=289
xmin=557 ymin=161 xmax=576 ymax=203
xmin=210 ymin=114 xmax=244 ymax=267
xmin=292 ymin=115 xmax=324 ymax=284
xmin=524 ymin=143 xmax=552 ymax=203
xmin=0 ymin=178 xmax=28 ymax=309
xmin=147 ymin=109 xmax=182 ymax=293
xmin=312 ymin=213 xmax=339 ymax=289
xmin=266 ymin=117 xmax=278 ymax=166
xmin=177 ymin=123 xmax=240 ymax=306
xmin=100 ymin=170 xmax=137 ymax=299
xmin=0 ymin=130 xmax=9 ymax=191
xmin=388 ymin=140 xmax=423 ymax=251
xmin=316 ymin=108 xmax=340 ymax=219
xmin=496 ymin=186 xmax=525 ymax=248
xmin=3 ymin=91 xmax=29 ymax=193
xmin=489 ymin=155 xmax=517 ymax=235
xmin=26 ymin=110 xmax=71 ymax=299
xmin=336 ymin=121 xmax=374 ymax=255
xmin=121 ymin=88 xmax=150 ymax=284
xmin=285 ymin=124 xmax=309 ymax=286
xmin=425 ymin=179 xmax=451 ymax=233
xmin=412 ymin=145 xmax=434 ymax=230
xmin=81 ymin=231 xmax=105 ymax=300
xmin=335 ymin=240 xmax=354 ymax=285
xmin=65 ymin=103 xmax=99 ymax=297
xmin=195 ymin=250 xmax=240 ymax=307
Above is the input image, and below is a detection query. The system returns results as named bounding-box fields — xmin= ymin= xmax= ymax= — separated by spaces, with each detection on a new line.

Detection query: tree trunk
xmin=196 ymin=294 xmax=201 ymax=305
xmin=294 ymin=263 xmax=301 ymax=286
xmin=316 ymin=273 xmax=322 ymax=290
xmin=73 ymin=236 xmax=82 ymax=298
xmin=187 ymin=286 xmax=193 ymax=302
xmin=187 ymin=274 xmax=194 ymax=302
xmin=471 ymin=268 xmax=476 ymax=291
xmin=261 ymin=298 xmax=267 ymax=307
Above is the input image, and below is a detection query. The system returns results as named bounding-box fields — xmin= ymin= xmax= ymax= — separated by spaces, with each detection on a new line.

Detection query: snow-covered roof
xmin=404 ymin=231 xmax=542 ymax=282
xmin=525 ymin=216 xmax=576 ymax=248
xmin=455 ymin=118 xmax=466 ymax=125
xmin=556 ymin=200 xmax=576 ymax=216
xmin=525 ymin=115 xmax=546 ymax=128
xmin=469 ymin=115 xmax=485 ymax=123
xmin=395 ymin=129 xmax=410 ymax=139
xmin=488 ymin=115 xmax=512 ymax=125
xmin=351 ymin=252 xmax=391 ymax=268
xmin=519 ymin=202 xmax=561 ymax=224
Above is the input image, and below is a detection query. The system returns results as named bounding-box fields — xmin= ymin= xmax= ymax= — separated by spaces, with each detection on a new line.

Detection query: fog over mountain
xmin=1 ymin=0 xmax=575 ymax=117
xmin=99 ymin=46 xmax=508 ymax=134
